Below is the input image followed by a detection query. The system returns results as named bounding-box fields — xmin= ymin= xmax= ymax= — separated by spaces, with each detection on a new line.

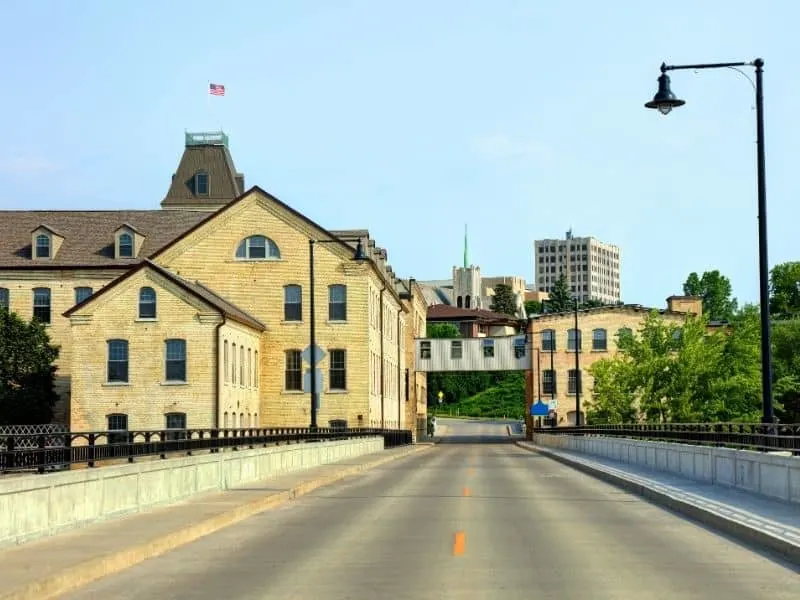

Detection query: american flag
xmin=209 ymin=83 xmax=225 ymax=96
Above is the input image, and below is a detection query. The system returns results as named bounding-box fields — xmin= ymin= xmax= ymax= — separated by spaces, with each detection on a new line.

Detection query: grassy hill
xmin=432 ymin=372 xmax=525 ymax=419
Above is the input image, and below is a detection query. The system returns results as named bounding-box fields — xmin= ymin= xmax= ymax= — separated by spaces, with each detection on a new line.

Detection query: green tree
xmin=490 ymin=284 xmax=518 ymax=316
xmin=0 ymin=308 xmax=60 ymax=424
xmin=524 ymin=300 xmax=543 ymax=315
xmin=769 ymin=261 xmax=800 ymax=319
xmin=546 ymin=274 xmax=573 ymax=313
xmin=683 ymin=270 xmax=738 ymax=321
xmin=586 ymin=359 xmax=638 ymax=424
xmin=580 ymin=298 xmax=605 ymax=309
xmin=427 ymin=322 xmax=461 ymax=339
xmin=772 ymin=318 xmax=800 ymax=422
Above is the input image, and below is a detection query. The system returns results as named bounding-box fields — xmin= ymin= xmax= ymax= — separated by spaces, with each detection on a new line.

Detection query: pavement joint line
xmin=516 ymin=441 xmax=800 ymax=567
xmin=0 ymin=443 xmax=435 ymax=600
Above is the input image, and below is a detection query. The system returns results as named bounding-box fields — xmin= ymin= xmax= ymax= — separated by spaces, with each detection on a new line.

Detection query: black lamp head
xmin=645 ymin=69 xmax=686 ymax=115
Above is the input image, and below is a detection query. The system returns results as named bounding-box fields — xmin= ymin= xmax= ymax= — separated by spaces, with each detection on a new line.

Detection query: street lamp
xmin=308 ymin=237 xmax=368 ymax=430
xmin=644 ymin=58 xmax=774 ymax=424
xmin=573 ymin=297 xmax=581 ymax=426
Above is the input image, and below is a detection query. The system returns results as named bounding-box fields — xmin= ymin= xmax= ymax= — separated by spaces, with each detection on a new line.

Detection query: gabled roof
xmin=0 ymin=210 xmax=208 ymax=268
xmin=63 ymin=259 xmax=265 ymax=331
xmin=427 ymin=304 xmax=520 ymax=323
xmin=161 ymin=143 xmax=244 ymax=209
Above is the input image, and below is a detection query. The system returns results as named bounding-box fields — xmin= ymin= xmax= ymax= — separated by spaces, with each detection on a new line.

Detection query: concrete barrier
xmin=0 ymin=437 xmax=384 ymax=548
xmin=533 ymin=433 xmax=800 ymax=505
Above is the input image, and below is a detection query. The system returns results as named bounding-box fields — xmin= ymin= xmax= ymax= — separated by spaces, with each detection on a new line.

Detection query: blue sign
xmin=530 ymin=401 xmax=549 ymax=417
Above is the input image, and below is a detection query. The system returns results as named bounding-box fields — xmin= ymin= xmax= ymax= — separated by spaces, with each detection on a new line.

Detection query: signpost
xmin=302 ymin=344 xmax=326 ymax=414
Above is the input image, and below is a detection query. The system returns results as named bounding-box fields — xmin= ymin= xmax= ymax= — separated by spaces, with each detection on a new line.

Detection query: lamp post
xmin=308 ymin=238 xmax=368 ymax=430
xmin=645 ymin=58 xmax=774 ymax=424
xmin=573 ymin=297 xmax=580 ymax=425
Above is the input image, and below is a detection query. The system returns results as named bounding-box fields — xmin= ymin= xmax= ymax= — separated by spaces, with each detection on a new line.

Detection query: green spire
xmin=463 ymin=224 xmax=469 ymax=268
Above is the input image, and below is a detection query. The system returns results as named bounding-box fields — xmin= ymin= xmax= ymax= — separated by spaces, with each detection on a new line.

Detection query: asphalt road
xmin=60 ymin=437 xmax=800 ymax=599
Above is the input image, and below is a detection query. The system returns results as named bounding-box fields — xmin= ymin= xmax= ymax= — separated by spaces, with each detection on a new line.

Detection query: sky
xmin=0 ymin=1 xmax=797 ymax=309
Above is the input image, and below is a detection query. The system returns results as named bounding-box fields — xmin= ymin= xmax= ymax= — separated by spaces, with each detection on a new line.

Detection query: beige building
xmin=398 ymin=278 xmax=428 ymax=439
xmin=526 ymin=295 xmax=703 ymax=428
xmin=534 ymin=229 xmax=621 ymax=304
xmin=0 ymin=131 xmax=425 ymax=434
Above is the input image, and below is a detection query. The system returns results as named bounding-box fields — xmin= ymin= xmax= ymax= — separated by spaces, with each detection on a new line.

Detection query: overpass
xmin=1 ymin=419 xmax=798 ymax=598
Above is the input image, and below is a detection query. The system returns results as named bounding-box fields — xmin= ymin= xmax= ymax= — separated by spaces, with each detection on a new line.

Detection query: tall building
xmin=534 ymin=230 xmax=621 ymax=304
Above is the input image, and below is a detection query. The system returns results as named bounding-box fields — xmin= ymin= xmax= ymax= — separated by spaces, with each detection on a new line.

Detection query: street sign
xmin=303 ymin=368 xmax=323 ymax=395
xmin=548 ymin=399 xmax=558 ymax=410
xmin=301 ymin=344 xmax=326 ymax=366
xmin=530 ymin=401 xmax=549 ymax=417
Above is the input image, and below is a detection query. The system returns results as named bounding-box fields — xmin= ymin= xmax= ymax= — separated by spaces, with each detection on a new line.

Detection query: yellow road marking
xmin=462 ymin=487 xmax=471 ymax=497
xmin=452 ymin=531 xmax=466 ymax=556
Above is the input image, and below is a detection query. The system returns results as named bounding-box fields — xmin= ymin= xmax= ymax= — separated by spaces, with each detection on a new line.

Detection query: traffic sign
xmin=303 ymin=368 xmax=323 ymax=395
xmin=530 ymin=401 xmax=549 ymax=417
xmin=301 ymin=344 xmax=326 ymax=366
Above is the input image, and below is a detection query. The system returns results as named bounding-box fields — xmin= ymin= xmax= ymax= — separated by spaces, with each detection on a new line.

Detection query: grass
xmin=431 ymin=374 xmax=526 ymax=420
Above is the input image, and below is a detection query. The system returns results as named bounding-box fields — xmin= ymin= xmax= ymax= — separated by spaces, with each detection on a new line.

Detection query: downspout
xmin=214 ymin=316 xmax=226 ymax=429
xmin=379 ymin=285 xmax=386 ymax=429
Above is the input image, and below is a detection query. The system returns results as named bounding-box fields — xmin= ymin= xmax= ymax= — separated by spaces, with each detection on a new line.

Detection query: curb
xmin=1 ymin=443 xmax=435 ymax=600
xmin=515 ymin=441 xmax=800 ymax=567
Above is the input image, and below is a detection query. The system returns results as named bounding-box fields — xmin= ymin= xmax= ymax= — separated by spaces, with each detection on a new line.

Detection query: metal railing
xmin=532 ymin=422 xmax=800 ymax=454
xmin=0 ymin=427 xmax=412 ymax=474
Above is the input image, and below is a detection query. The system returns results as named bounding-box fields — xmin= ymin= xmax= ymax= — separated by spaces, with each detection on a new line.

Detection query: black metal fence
xmin=0 ymin=427 xmax=412 ymax=474
xmin=533 ymin=422 xmax=800 ymax=454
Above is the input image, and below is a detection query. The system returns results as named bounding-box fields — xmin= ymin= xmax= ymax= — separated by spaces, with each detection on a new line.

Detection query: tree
xmin=490 ymin=284 xmax=518 ymax=316
xmin=683 ymin=270 xmax=738 ymax=321
xmin=0 ymin=308 xmax=60 ymax=424
xmin=427 ymin=322 xmax=461 ymax=339
xmin=580 ymin=298 xmax=605 ymax=309
xmin=769 ymin=261 xmax=800 ymax=319
xmin=546 ymin=274 xmax=573 ymax=313
xmin=524 ymin=300 xmax=543 ymax=315
xmin=772 ymin=318 xmax=800 ymax=423
xmin=588 ymin=310 xmax=762 ymax=424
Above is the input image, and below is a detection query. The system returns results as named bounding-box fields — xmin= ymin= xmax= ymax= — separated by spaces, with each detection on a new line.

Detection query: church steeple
xmin=463 ymin=223 xmax=468 ymax=268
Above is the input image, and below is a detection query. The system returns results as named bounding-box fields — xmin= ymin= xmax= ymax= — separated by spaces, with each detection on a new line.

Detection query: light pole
xmin=308 ymin=238 xmax=368 ymax=430
xmin=645 ymin=58 xmax=774 ymax=424
xmin=573 ymin=296 xmax=581 ymax=426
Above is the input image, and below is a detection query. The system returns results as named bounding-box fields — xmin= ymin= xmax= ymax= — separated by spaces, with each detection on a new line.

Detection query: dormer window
xmin=194 ymin=171 xmax=209 ymax=195
xmin=119 ymin=233 xmax=133 ymax=258
xmin=35 ymin=234 xmax=50 ymax=258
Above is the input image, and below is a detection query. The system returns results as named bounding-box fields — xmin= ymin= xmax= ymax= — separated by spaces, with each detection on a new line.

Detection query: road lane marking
xmin=467 ymin=468 xmax=475 ymax=478
xmin=462 ymin=487 xmax=471 ymax=497
xmin=452 ymin=531 xmax=466 ymax=556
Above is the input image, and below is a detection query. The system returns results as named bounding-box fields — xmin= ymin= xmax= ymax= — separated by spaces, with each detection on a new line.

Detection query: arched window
xmin=465 ymin=295 xmax=471 ymax=308
xmin=139 ymin=287 xmax=156 ymax=318
xmin=119 ymin=233 xmax=134 ymax=258
xmin=235 ymin=235 xmax=280 ymax=260
xmin=592 ymin=328 xmax=608 ymax=351
xmin=456 ymin=296 xmax=463 ymax=308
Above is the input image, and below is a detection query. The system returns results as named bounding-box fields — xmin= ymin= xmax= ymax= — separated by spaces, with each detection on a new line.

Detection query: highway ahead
xmin=61 ymin=424 xmax=799 ymax=599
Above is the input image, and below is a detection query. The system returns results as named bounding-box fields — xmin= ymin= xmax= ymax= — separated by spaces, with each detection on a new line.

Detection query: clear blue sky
xmin=1 ymin=1 xmax=796 ymax=308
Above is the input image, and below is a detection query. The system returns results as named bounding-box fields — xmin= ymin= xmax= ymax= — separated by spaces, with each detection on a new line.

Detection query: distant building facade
xmin=534 ymin=229 xmax=621 ymax=304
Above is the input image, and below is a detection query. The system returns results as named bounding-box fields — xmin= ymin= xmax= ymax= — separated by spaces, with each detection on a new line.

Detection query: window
xmin=330 ymin=349 xmax=346 ymax=390
xmin=450 ymin=340 xmax=463 ymax=359
xmin=224 ymin=341 xmax=229 ymax=383
xmin=223 ymin=412 xmax=229 ymax=428
xmin=285 ymin=350 xmax=302 ymax=390
xmin=75 ymin=286 xmax=93 ymax=304
xmin=514 ymin=337 xmax=526 ymax=359
xmin=239 ymin=346 xmax=244 ymax=385
xmin=139 ymin=287 xmax=156 ymax=319
xmin=35 ymin=234 xmax=50 ymax=258
xmin=165 ymin=412 xmax=187 ymax=441
xmin=482 ymin=339 xmax=495 ymax=358
xmin=328 ymin=284 xmax=347 ymax=321
xmin=541 ymin=329 xmax=556 ymax=351
xmin=568 ymin=328 xmax=582 ymax=351
xmin=195 ymin=171 xmax=209 ymax=195
xmin=107 ymin=340 xmax=129 ymax=383
xmin=592 ymin=328 xmax=608 ymax=351
xmin=419 ymin=341 xmax=431 ymax=360
xmin=32 ymin=287 xmax=51 ymax=323
xmin=119 ymin=233 xmax=134 ymax=258
xmin=235 ymin=235 xmax=280 ymax=260
xmin=248 ymin=349 xmax=252 ymax=387
xmin=456 ymin=296 xmax=463 ymax=308
xmin=465 ymin=295 xmax=471 ymax=308
xmin=568 ymin=369 xmax=582 ymax=395
xmin=107 ymin=414 xmax=128 ymax=445
xmin=0 ymin=287 xmax=7 ymax=310
xmin=254 ymin=351 xmax=259 ymax=387
xmin=165 ymin=339 xmax=187 ymax=382
xmin=284 ymin=285 xmax=302 ymax=321
xmin=231 ymin=344 xmax=237 ymax=384
xmin=542 ymin=370 xmax=556 ymax=394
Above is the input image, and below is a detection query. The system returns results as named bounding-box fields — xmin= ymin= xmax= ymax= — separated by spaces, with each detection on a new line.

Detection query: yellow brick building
xmin=526 ymin=295 xmax=704 ymax=427
xmin=0 ymin=131 xmax=425 ymax=434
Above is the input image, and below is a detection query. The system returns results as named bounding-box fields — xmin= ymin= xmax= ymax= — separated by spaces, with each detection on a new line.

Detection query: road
xmin=434 ymin=416 xmax=520 ymax=442
xmin=60 ymin=423 xmax=799 ymax=599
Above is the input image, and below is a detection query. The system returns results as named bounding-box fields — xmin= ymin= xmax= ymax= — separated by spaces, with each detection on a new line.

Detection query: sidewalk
xmin=517 ymin=441 xmax=800 ymax=566
xmin=0 ymin=443 xmax=434 ymax=600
